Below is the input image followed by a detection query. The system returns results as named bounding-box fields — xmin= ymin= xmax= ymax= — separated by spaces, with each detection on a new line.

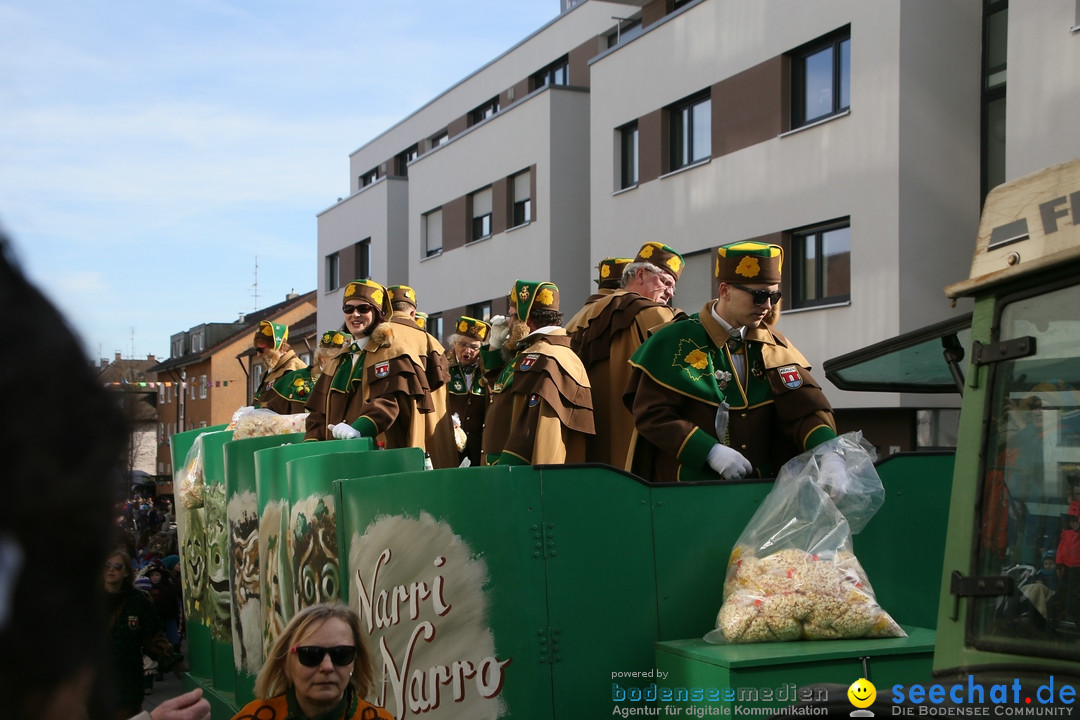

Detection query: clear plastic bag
xmin=704 ymin=431 xmax=904 ymax=644
xmin=229 ymin=406 xmax=308 ymax=440
xmin=178 ymin=437 xmax=206 ymax=510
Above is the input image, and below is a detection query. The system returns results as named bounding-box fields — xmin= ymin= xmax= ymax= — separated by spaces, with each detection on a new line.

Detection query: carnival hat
xmin=254 ymin=321 xmax=288 ymax=351
xmin=454 ymin=316 xmax=490 ymax=342
xmin=716 ymin=241 xmax=783 ymax=285
xmin=513 ymin=280 xmax=560 ymax=319
xmin=596 ymin=257 xmax=633 ymax=289
xmin=387 ymin=284 xmax=417 ymax=309
xmin=343 ymin=279 xmax=393 ymax=318
xmin=633 ymin=242 xmax=684 ymax=281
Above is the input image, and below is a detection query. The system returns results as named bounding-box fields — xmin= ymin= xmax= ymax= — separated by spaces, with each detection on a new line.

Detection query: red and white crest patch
xmin=528 ymin=393 xmax=541 ymax=407
xmin=778 ymin=365 xmax=802 ymax=389
xmin=374 ymin=361 xmax=390 ymax=378
xmin=520 ymin=354 xmax=540 ymax=372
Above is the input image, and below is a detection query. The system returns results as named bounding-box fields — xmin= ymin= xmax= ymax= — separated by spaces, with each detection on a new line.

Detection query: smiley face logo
xmin=848 ymin=678 xmax=877 ymax=709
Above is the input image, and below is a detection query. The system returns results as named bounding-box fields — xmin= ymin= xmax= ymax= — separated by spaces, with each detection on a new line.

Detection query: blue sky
xmin=0 ymin=0 xmax=557 ymax=363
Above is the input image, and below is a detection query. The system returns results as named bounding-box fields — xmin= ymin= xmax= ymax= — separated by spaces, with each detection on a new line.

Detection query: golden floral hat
xmin=455 ymin=316 xmax=490 ymax=342
xmin=513 ymin=279 xmax=559 ymax=319
xmin=387 ymin=284 xmax=417 ymax=309
xmin=715 ymin=241 xmax=783 ymax=285
xmin=319 ymin=329 xmax=349 ymax=348
xmin=415 ymin=312 xmax=428 ymax=330
xmin=634 ymin=242 xmax=684 ymax=281
xmin=254 ymin=321 xmax=288 ymax=350
xmin=596 ymin=257 xmax=633 ymax=289
xmin=343 ymin=278 xmax=393 ymax=318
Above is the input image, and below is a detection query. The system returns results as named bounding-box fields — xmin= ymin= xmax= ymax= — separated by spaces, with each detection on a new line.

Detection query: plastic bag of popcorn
xmin=230 ymin=406 xmax=308 ymax=439
xmin=705 ymin=431 xmax=904 ymax=644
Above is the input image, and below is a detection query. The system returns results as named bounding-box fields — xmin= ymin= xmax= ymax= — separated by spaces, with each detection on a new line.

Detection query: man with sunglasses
xmin=303 ymin=280 xmax=455 ymax=465
xmin=569 ymin=242 xmax=685 ymax=469
xmin=625 ymin=241 xmax=838 ymax=483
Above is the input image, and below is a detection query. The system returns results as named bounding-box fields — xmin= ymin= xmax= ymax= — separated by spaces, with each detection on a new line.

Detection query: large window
xmin=607 ymin=18 xmax=643 ymax=48
xmin=470 ymin=187 xmax=493 ymax=242
xmin=354 ymin=238 xmax=370 ymax=280
xmin=426 ymin=314 xmax=443 ymax=342
xmin=619 ymin=121 xmax=639 ymax=189
xmin=469 ymin=97 xmax=499 ymax=126
xmin=791 ymin=220 xmax=851 ymax=308
xmin=511 ymin=171 xmax=531 ymax=227
xmin=423 ymin=209 xmax=443 ymax=257
xmin=791 ymin=27 xmax=851 ymax=128
xmin=359 ymin=168 xmax=379 ymax=188
xmin=467 ymin=301 xmax=492 ymax=322
xmin=326 ymin=252 xmax=340 ymax=291
xmin=394 ymin=144 xmax=418 ymax=176
xmin=668 ymin=91 xmax=711 ymax=171
xmin=530 ymin=56 xmax=569 ymax=90
xmin=429 ymin=130 xmax=448 ymax=149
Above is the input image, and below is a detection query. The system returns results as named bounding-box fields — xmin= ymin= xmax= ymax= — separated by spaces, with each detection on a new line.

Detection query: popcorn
xmin=230 ymin=407 xmax=309 ymax=440
xmin=715 ymin=545 xmax=904 ymax=643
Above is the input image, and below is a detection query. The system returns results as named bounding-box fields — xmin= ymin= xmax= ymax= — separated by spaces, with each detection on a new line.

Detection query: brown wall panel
xmin=492 ymin=177 xmax=510 ymax=235
xmin=569 ymin=40 xmax=595 ymax=87
xmin=642 ymin=0 xmax=667 ymax=29
xmin=448 ymin=115 xmax=468 ymax=139
xmin=713 ymin=57 xmax=783 ymax=158
xmin=638 ymin=110 xmax=663 ymax=184
xmin=443 ymin=196 xmax=467 ymax=252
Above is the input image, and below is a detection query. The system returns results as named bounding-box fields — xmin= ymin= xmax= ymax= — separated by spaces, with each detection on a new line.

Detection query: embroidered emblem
xmin=714 ymin=369 xmax=732 ymax=389
xmin=520 ymin=354 xmax=539 ymax=371
xmin=452 ymin=380 xmax=464 ymax=392
xmin=493 ymin=383 xmax=503 ymax=392
xmin=528 ymin=393 xmax=540 ymax=407
xmin=673 ymin=338 xmax=713 ymax=381
xmin=536 ymin=288 xmax=555 ymax=306
xmin=128 ymin=615 xmax=139 ymax=630
xmin=735 ymin=257 xmax=761 ymax=278
xmin=374 ymin=361 xmax=390 ymax=378
xmin=779 ymin=365 xmax=802 ymax=389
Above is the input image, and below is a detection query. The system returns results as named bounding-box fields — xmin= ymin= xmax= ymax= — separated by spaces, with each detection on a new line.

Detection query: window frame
xmin=790 ymin=27 xmax=851 ymax=129
xmin=359 ymin=168 xmax=379 ymax=188
xmin=668 ymin=90 xmax=711 ymax=172
xmin=470 ymin=187 xmax=493 ymax=242
xmin=619 ymin=121 xmax=639 ymax=189
xmin=326 ymin=251 xmax=341 ymax=292
xmin=790 ymin=219 xmax=852 ymax=309
xmin=511 ymin=171 xmax=532 ymax=228
xmin=530 ymin=55 xmax=570 ymax=90
xmin=423 ymin=209 xmax=443 ymax=258
xmin=468 ymin=97 xmax=500 ymax=126
xmin=356 ymin=239 xmax=371 ymax=281
xmin=429 ymin=130 xmax=449 ymax=149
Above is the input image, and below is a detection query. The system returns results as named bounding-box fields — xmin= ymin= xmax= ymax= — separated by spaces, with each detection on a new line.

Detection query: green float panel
xmin=286 ymin=444 xmax=401 ymax=613
xmin=253 ymin=437 xmax=373 ymax=659
xmin=173 ymin=428 xmax=231 ymax=685
xmin=654 ymin=627 xmax=935 ymax=713
xmin=200 ymin=430 xmax=236 ymax=702
xmin=857 ymin=452 xmax=955 ymax=630
xmin=651 ymin=478 xmax=775 ymax=641
xmin=337 ymin=465 xmax=551 ymax=719
xmin=223 ymin=433 xmax=303 ymax=707
xmin=538 ymin=466 xmax=659 ymax=718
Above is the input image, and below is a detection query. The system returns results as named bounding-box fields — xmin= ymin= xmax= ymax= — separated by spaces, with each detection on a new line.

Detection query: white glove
xmin=706 ymin=443 xmax=752 ymax=480
xmin=817 ymin=450 xmax=851 ymax=500
xmin=328 ymin=422 xmax=362 ymax=440
xmin=488 ymin=315 xmax=510 ymax=350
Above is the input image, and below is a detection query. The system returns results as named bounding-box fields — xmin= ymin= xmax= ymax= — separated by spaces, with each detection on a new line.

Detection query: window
xmin=791 ymin=27 xmax=851 ymax=128
xmin=470 ymin=187 xmax=493 ymax=242
xmin=469 ymin=97 xmax=499 ymax=126
xmin=395 ymin=144 xmax=419 ymax=176
xmin=607 ymin=18 xmax=643 ymax=48
xmin=192 ymin=330 xmax=205 ymax=353
xmin=668 ymin=91 xmax=711 ymax=171
xmin=360 ymin=168 xmax=379 ymax=188
xmin=423 ymin=209 xmax=443 ymax=257
xmin=619 ymin=121 xmax=639 ymax=189
xmin=199 ymin=374 xmax=207 ymax=399
xmin=326 ymin=252 xmax=341 ymax=291
xmin=356 ymin=239 xmax=370 ymax=280
xmin=791 ymin=220 xmax=851 ymax=308
xmin=511 ymin=171 xmax=531 ymax=227
xmin=252 ymin=364 xmax=264 ymax=393
xmin=426 ymin=314 xmax=443 ymax=341
xmin=981 ymin=2 xmax=1007 ymax=200
xmin=530 ymin=56 xmax=569 ymax=90
xmin=430 ymin=130 xmax=448 ymax=149
xmin=467 ymin=302 xmax=492 ymax=322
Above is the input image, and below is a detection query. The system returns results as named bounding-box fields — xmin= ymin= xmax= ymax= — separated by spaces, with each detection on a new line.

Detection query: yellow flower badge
xmin=333 ymin=332 xmax=345 ymax=345
xmin=261 ymin=325 xmax=274 ymax=337
xmin=667 ymin=256 xmax=682 ymax=274
xmin=600 ymin=264 xmax=611 ymax=278
xmin=477 ymin=325 xmax=487 ymax=339
xmin=458 ymin=320 xmax=468 ymax=333
xmin=735 ymin=257 xmax=761 ymax=278
xmin=639 ymin=243 xmax=655 ymax=258
xmin=371 ymin=288 xmax=384 ymax=306
xmin=537 ymin=288 xmax=555 ymax=306
xmin=685 ymin=349 xmax=709 ymax=370
xmin=344 ymin=284 xmax=357 ymax=297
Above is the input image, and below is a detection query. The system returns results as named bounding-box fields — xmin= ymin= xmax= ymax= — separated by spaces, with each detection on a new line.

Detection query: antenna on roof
xmin=251 ymin=255 xmax=260 ymax=310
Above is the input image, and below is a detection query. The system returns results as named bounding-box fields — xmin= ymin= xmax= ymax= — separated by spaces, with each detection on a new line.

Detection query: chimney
xmin=286 ymin=289 xmax=299 ymax=300
xmin=147 ymin=354 xmax=157 ymax=363
xmin=114 ymin=351 xmax=123 ymax=363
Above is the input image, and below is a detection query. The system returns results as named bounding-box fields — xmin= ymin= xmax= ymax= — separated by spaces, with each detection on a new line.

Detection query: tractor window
xmin=973 ymin=280 xmax=1080 ymax=657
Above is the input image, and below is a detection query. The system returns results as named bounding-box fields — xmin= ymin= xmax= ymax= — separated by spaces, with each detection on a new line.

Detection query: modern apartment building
xmin=316 ymin=0 xmax=1080 ymax=453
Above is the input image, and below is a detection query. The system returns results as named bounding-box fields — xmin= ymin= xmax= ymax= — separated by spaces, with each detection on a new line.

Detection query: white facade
xmin=315 ymin=0 xmax=1080 ymax=435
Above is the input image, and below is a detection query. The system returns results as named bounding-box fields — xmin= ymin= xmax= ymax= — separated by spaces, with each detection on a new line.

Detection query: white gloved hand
xmin=488 ymin=315 xmax=510 ymax=350
xmin=706 ymin=443 xmax=752 ymax=480
xmin=817 ymin=450 xmax=850 ymax=500
xmin=328 ymin=422 xmax=362 ymax=440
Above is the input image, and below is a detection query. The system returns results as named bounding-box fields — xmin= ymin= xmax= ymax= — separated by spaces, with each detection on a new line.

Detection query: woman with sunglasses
xmin=232 ymin=604 xmax=393 ymax=720
xmin=252 ymin=320 xmax=312 ymax=415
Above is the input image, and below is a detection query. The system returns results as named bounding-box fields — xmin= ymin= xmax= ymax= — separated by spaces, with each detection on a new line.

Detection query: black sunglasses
xmin=104 ymin=561 xmax=124 ymax=570
xmin=729 ymin=283 xmax=782 ymax=306
xmin=291 ymin=645 xmax=357 ymax=667
xmin=342 ymin=304 xmax=374 ymax=316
